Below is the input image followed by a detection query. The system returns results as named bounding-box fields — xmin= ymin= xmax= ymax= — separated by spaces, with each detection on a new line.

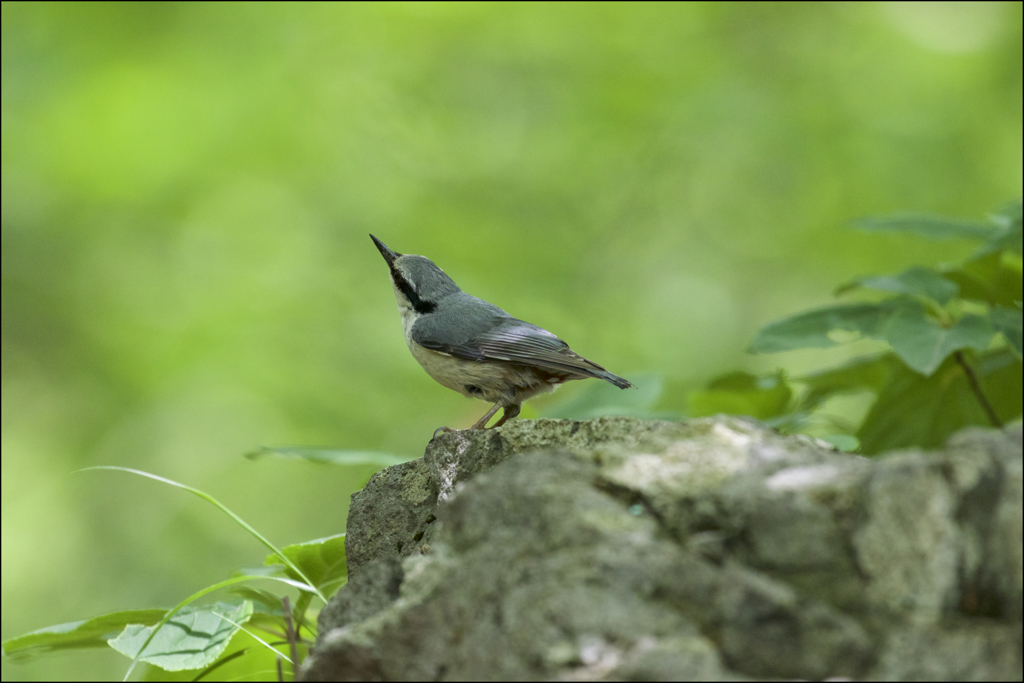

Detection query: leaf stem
xmin=954 ymin=351 xmax=1003 ymax=428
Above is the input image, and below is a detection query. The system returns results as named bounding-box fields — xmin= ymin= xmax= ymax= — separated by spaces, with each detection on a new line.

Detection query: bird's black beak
xmin=370 ymin=234 xmax=401 ymax=267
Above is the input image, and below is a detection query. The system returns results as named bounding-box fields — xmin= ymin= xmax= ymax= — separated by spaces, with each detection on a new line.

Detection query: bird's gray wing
xmin=409 ymin=292 xmax=513 ymax=361
xmin=413 ymin=306 xmax=629 ymax=386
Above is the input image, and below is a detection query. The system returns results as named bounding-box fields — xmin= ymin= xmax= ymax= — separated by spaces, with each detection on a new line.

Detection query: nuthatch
xmin=371 ymin=235 xmax=633 ymax=430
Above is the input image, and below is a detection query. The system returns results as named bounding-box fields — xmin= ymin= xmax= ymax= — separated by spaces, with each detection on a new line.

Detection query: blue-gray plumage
xmin=371 ymin=235 xmax=632 ymax=430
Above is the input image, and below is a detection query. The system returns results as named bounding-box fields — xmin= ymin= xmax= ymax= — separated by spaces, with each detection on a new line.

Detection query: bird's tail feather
xmin=595 ymin=370 xmax=633 ymax=389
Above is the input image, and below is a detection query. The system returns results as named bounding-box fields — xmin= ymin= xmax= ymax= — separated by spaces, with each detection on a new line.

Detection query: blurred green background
xmin=2 ymin=2 xmax=1021 ymax=679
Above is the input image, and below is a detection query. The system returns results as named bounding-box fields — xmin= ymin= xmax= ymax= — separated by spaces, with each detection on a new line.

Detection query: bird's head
xmin=371 ymin=234 xmax=460 ymax=314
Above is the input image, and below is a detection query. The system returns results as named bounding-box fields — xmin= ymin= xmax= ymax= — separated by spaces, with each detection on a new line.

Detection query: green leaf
xmin=857 ymin=348 xmax=1022 ymax=454
xmin=796 ymin=353 xmax=896 ymax=411
xmin=942 ymin=251 xmax=1023 ymax=307
xmin=1 ymin=609 xmax=166 ymax=660
xmin=108 ymin=601 xmax=253 ymax=672
xmin=990 ymin=305 xmax=1023 ymax=358
xmin=190 ymin=648 xmax=250 ymax=683
xmin=885 ymin=310 xmax=995 ymax=376
xmin=975 ymin=222 xmax=1023 ymax=257
xmin=264 ymin=534 xmax=347 ymax=590
xmin=991 ymin=198 xmax=1022 ymax=229
xmin=244 ymin=610 xmax=291 ymax=631
xmin=540 ymin=373 xmax=678 ymax=420
xmin=113 ymin=574 xmax=313 ymax=680
xmin=978 ymin=199 xmax=1023 ymax=256
xmin=836 ymin=266 xmax=959 ymax=305
xmin=245 ymin=446 xmax=413 ymax=467
xmin=850 ymin=213 xmax=994 ymax=241
xmin=227 ymin=586 xmax=286 ymax=614
xmin=186 ymin=630 xmax=286 ymax=683
xmin=687 ymin=371 xmax=793 ymax=420
xmin=748 ymin=301 xmax=913 ymax=353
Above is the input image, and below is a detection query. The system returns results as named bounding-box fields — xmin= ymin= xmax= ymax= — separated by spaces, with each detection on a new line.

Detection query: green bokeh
xmin=2 ymin=3 xmax=1021 ymax=680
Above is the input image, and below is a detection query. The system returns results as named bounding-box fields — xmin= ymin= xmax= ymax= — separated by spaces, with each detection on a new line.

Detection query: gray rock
xmin=873 ymin=621 xmax=1023 ymax=681
xmin=302 ymin=417 xmax=1023 ymax=681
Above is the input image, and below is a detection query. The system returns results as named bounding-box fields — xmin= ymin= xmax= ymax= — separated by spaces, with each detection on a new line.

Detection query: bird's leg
xmin=471 ymin=402 xmax=503 ymax=429
xmin=490 ymin=403 xmax=521 ymax=428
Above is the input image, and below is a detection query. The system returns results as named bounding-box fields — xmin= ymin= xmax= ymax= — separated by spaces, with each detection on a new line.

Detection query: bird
xmin=370 ymin=234 xmax=633 ymax=430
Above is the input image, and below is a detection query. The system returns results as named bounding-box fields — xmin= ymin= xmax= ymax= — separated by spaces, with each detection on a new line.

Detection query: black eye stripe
xmin=393 ymin=271 xmax=437 ymax=314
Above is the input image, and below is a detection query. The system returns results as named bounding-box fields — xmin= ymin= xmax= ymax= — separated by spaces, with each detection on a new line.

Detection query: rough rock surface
xmin=302 ymin=416 xmax=1023 ymax=681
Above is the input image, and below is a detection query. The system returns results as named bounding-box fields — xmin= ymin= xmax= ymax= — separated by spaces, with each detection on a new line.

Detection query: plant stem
xmin=292 ymin=591 xmax=314 ymax=640
xmin=954 ymin=351 xmax=1003 ymax=428
xmin=282 ymin=596 xmax=300 ymax=680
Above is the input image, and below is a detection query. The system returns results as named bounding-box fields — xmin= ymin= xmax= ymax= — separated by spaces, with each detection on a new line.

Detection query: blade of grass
xmin=213 ymin=614 xmax=292 ymax=665
xmin=77 ymin=467 xmax=326 ymax=604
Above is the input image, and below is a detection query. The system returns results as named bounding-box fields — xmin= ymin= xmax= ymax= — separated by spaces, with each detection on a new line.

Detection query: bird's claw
xmin=432 ymin=426 xmax=454 ymax=439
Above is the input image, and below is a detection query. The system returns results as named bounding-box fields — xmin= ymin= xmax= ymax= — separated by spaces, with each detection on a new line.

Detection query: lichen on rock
xmin=302 ymin=416 xmax=1023 ymax=681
